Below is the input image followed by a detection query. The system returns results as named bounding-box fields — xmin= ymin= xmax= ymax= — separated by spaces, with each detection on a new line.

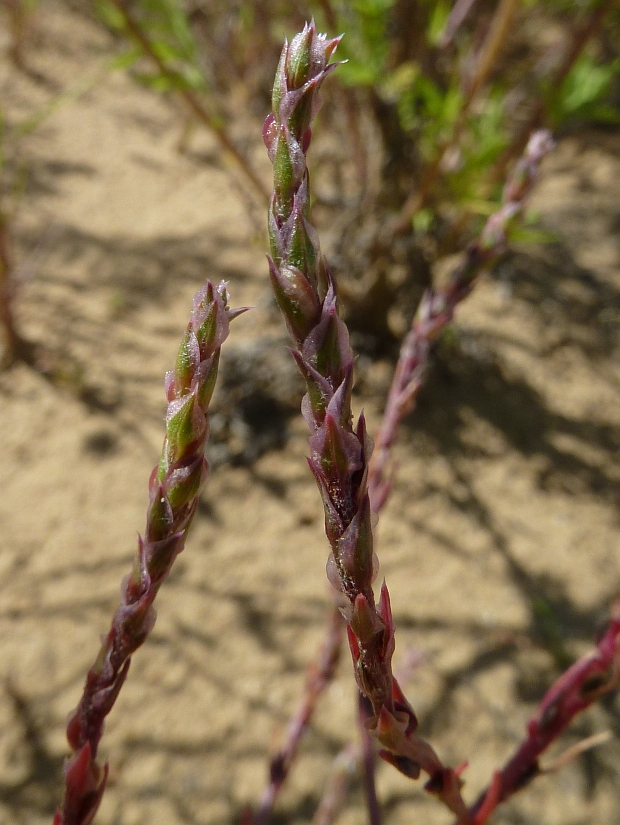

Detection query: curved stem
xmin=107 ymin=0 xmax=269 ymax=205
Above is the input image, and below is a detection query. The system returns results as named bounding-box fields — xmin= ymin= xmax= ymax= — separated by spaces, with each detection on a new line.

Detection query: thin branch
xmin=462 ymin=603 xmax=620 ymax=824
xmin=107 ymin=0 xmax=269 ymax=205
xmin=369 ymin=130 xmax=555 ymax=510
xmin=538 ymin=731 xmax=612 ymax=775
xmin=440 ymin=0 xmax=480 ymax=48
xmin=358 ymin=693 xmax=381 ymax=825
xmin=312 ymin=742 xmax=359 ymax=825
xmin=392 ymin=0 xmax=521 ymax=236
xmin=0 ymin=211 xmax=20 ymax=366
xmin=491 ymin=0 xmax=614 ymax=182
xmin=251 ymin=605 xmax=344 ymax=825
xmin=311 ymin=648 xmax=426 ymax=825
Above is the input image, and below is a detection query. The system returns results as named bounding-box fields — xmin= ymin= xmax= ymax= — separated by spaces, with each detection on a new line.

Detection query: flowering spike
xmin=269 ymin=18 xmax=368 ymax=644
xmin=285 ymin=208 xmax=317 ymax=278
xmin=165 ymin=456 xmax=206 ymax=511
xmin=54 ymin=280 xmax=241 ymax=824
xmin=146 ymin=485 xmax=173 ymax=543
xmin=378 ymin=749 xmax=422 ymax=780
xmin=326 ymin=552 xmax=344 ymax=592
xmin=337 ymin=498 xmax=374 ymax=591
xmin=291 ymin=349 xmax=332 ymax=427
xmin=265 ymin=24 xmax=468 ymax=817
xmin=59 ymin=742 xmax=108 ymax=825
xmin=165 ymin=393 xmax=204 ymax=462
xmin=195 ymin=351 xmax=220 ymax=409
xmin=310 ymin=412 xmax=361 ymax=489
xmin=273 ymin=127 xmax=297 ymax=211
xmin=346 ymin=623 xmax=360 ymax=663
xmin=326 ymin=363 xmax=354 ymax=429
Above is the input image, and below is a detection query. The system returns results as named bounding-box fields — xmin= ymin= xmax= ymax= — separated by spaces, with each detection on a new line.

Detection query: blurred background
xmin=0 ymin=1 xmax=619 ymax=824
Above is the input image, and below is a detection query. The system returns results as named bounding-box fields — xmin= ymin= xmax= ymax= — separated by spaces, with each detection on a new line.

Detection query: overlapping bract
xmin=265 ymin=22 xmax=468 ymax=818
xmin=54 ymin=281 xmax=240 ymax=825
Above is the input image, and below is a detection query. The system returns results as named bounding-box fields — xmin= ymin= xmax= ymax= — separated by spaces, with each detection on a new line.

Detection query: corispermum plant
xmin=50 ymin=20 xmax=620 ymax=825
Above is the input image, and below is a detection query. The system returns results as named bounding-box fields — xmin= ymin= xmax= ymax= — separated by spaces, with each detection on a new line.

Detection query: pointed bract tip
xmin=228 ymin=306 xmax=252 ymax=321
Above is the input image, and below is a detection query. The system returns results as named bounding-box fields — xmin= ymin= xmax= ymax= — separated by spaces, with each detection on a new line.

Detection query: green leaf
xmin=95 ymin=0 xmax=126 ymax=30
xmin=132 ymin=71 xmax=176 ymax=93
xmin=589 ymin=103 xmax=620 ymax=124
xmin=509 ymin=224 xmax=559 ymax=246
xmin=551 ymin=53 xmax=620 ymax=125
xmin=380 ymin=62 xmax=419 ymax=103
xmin=412 ymin=207 xmax=433 ymax=234
xmin=427 ymin=0 xmax=451 ymax=45
xmin=327 ymin=0 xmax=395 ymax=87
xmin=108 ymin=46 xmax=143 ymax=72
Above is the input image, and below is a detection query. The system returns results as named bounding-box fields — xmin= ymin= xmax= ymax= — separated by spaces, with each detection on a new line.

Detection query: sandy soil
xmin=0 ymin=4 xmax=619 ymax=825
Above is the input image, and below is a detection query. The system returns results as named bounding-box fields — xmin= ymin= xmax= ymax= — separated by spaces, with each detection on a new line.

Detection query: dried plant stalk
xmin=393 ymin=0 xmax=520 ymax=236
xmin=251 ymin=605 xmax=344 ymax=825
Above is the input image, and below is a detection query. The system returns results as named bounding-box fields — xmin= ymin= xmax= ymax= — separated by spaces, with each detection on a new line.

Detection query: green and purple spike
xmin=264 ymin=22 xmax=469 ymax=819
xmin=54 ymin=281 xmax=244 ymax=825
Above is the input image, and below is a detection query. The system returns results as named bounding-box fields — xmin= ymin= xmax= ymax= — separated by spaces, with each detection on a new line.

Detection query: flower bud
xmin=271 ymin=43 xmax=288 ymax=114
xmin=175 ymin=325 xmax=200 ymax=392
xmin=166 ymin=393 xmax=205 ymax=461
xmin=268 ymin=258 xmax=320 ymax=343
xmin=146 ymin=484 xmax=173 ymax=543
xmin=286 ymin=208 xmax=317 ymax=280
xmin=350 ymin=593 xmax=384 ymax=645
xmin=165 ymin=456 xmax=206 ymax=510
xmin=287 ymin=24 xmax=314 ymax=90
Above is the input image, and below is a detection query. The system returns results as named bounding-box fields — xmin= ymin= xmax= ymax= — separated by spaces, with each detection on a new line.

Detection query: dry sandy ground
xmin=0 ymin=4 xmax=619 ymax=825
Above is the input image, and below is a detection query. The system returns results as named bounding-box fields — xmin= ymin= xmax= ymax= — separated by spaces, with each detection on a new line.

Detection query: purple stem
xmin=252 ymin=606 xmax=344 ymax=825
xmin=368 ymin=130 xmax=555 ymax=511
xmin=464 ymin=605 xmax=620 ymax=824
xmin=358 ymin=693 xmax=381 ymax=825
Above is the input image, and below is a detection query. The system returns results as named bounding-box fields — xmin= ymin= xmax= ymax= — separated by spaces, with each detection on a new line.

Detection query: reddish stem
xmin=369 ymin=130 xmax=554 ymax=510
xmin=358 ymin=693 xmax=381 ymax=825
xmin=251 ymin=606 xmax=344 ymax=825
xmin=107 ymin=0 xmax=269 ymax=204
xmin=464 ymin=606 xmax=620 ymax=824
xmin=491 ymin=0 xmax=613 ymax=182
xmin=0 ymin=213 xmax=20 ymax=366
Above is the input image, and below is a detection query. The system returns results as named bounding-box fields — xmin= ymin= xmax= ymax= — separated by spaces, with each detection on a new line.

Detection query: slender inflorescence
xmin=250 ymin=125 xmax=555 ymax=818
xmin=0 ymin=211 xmax=20 ymax=367
xmin=264 ymin=22 xmax=468 ymax=818
xmin=292 ymin=128 xmax=554 ymax=825
xmin=369 ymin=128 xmax=555 ymax=511
xmin=54 ymin=281 xmax=242 ymax=825
xmin=465 ymin=602 xmax=620 ymax=825
xmin=252 ymin=605 xmax=344 ymax=825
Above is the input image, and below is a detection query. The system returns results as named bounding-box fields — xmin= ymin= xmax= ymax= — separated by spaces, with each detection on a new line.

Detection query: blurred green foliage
xmin=551 ymin=53 xmax=620 ymax=125
xmin=91 ymin=0 xmax=619 ymax=341
xmin=97 ymin=0 xmax=208 ymax=92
